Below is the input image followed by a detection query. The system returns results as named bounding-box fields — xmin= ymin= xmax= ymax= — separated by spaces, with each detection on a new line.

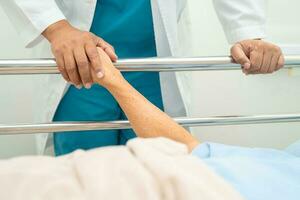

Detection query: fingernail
xmin=76 ymin=85 xmax=82 ymax=89
xmin=85 ymin=83 xmax=91 ymax=89
xmin=97 ymin=72 xmax=104 ymax=78
xmin=244 ymin=63 xmax=251 ymax=69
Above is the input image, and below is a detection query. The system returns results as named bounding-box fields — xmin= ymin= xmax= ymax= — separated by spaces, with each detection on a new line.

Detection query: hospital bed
xmin=0 ymin=56 xmax=300 ymax=135
xmin=1 ymin=57 xmax=300 ymax=200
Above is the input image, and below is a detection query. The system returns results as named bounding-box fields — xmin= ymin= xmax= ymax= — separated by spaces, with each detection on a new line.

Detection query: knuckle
xmin=274 ymin=46 xmax=281 ymax=52
xmin=272 ymin=46 xmax=281 ymax=54
xmin=250 ymin=51 xmax=256 ymax=57
xmin=257 ymin=42 xmax=262 ymax=47
xmin=60 ymin=43 xmax=70 ymax=51
xmin=70 ymin=38 xmax=79 ymax=45
xmin=252 ymin=64 xmax=260 ymax=71
xmin=253 ymin=44 xmax=259 ymax=51
xmin=53 ymin=47 xmax=62 ymax=55
xmin=82 ymin=32 xmax=92 ymax=40
xmin=89 ymin=32 xmax=96 ymax=38
xmin=255 ymin=42 xmax=262 ymax=49
xmin=77 ymin=60 xmax=89 ymax=67
xmin=67 ymin=66 xmax=77 ymax=74
xmin=88 ymin=50 xmax=99 ymax=60
xmin=97 ymin=37 xmax=104 ymax=43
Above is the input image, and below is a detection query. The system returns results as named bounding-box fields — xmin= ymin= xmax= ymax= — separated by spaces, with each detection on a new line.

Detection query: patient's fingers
xmin=96 ymin=47 xmax=115 ymax=67
xmin=95 ymin=37 xmax=118 ymax=62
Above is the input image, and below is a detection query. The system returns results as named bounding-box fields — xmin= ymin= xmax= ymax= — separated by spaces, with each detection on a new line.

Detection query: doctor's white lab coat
xmin=0 ymin=0 xmax=266 ymax=154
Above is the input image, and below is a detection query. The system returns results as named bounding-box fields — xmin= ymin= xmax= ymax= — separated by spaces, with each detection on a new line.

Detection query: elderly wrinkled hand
xmin=230 ymin=40 xmax=285 ymax=75
xmin=91 ymin=48 xmax=123 ymax=88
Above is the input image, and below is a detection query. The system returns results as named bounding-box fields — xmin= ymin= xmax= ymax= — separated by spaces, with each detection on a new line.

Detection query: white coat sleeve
xmin=212 ymin=0 xmax=266 ymax=44
xmin=0 ymin=0 xmax=66 ymax=47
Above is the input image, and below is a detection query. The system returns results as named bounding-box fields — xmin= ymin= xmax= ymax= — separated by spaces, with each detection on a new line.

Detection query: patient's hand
xmin=92 ymin=48 xmax=124 ymax=88
xmin=91 ymin=49 xmax=198 ymax=151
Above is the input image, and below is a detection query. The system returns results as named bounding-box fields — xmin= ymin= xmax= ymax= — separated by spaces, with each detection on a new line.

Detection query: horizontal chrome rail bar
xmin=1 ymin=114 xmax=300 ymax=135
xmin=0 ymin=55 xmax=300 ymax=74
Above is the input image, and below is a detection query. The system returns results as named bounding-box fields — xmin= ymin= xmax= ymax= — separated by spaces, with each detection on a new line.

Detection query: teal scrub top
xmin=53 ymin=0 xmax=163 ymax=156
xmin=90 ymin=0 xmax=157 ymax=59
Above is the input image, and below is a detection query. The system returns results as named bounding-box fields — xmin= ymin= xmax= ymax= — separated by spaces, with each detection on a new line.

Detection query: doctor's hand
xmin=42 ymin=20 xmax=118 ymax=89
xmin=230 ymin=40 xmax=284 ymax=75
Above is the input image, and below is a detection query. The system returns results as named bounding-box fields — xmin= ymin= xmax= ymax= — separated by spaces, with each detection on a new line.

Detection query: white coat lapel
xmin=152 ymin=0 xmax=178 ymax=56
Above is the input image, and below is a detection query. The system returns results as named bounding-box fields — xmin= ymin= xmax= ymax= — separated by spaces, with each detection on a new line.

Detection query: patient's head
xmin=92 ymin=47 xmax=123 ymax=88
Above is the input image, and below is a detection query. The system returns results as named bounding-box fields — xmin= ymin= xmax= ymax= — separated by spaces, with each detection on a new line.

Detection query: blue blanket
xmin=192 ymin=140 xmax=300 ymax=200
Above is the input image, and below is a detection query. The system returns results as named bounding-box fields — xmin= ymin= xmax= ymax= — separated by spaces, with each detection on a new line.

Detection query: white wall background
xmin=0 ymin=0 xmax=299 ymax=158
xmin=0 ymin=5 xmax=38 ymax=158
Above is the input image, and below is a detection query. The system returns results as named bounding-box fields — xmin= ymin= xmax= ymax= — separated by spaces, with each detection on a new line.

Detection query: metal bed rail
xmin=1 ymin=114 xmax=300 ymax=135
xmin=1 ymin=55 xmax=300 ymax=74
xmin=0 ymin=55 xmax=300 ymax=135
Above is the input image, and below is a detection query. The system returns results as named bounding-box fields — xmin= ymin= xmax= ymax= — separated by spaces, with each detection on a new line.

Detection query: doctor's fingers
xmin=276 ymin=55 xmax=285 ymax=71
xmin=248 ymin=43 xmax=283 ymax=74
xmin=267 ymin=53 xmax=281 ymax=73
xmin=259 ymin=51 xmax=274 ymax=74
xmin=244 ymin=50 xmax=263 ymax=74
xmin=94 ymin=37 xmax=118 ymax=62
xmin=85 ymin=42 xmax=104 ymax=79
xmin=230 ymin=43 xmax=251 ymax=70
xmin=262 ymin=46 xmax=283 ymax=73
xmin=250 ymin=55 xmax=282 ymax=74
xmin=64 ymin=50 xmax=82 ymax=88
xmin=74 ymin=47 xmax=93 ymax=89
xmin=55 ymin=55 xmax=70 ymax=82
xmin=247 ymin=50 xmax=284 ymax=75
xmin=248 ymin=54 xmax=276 ymax=75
